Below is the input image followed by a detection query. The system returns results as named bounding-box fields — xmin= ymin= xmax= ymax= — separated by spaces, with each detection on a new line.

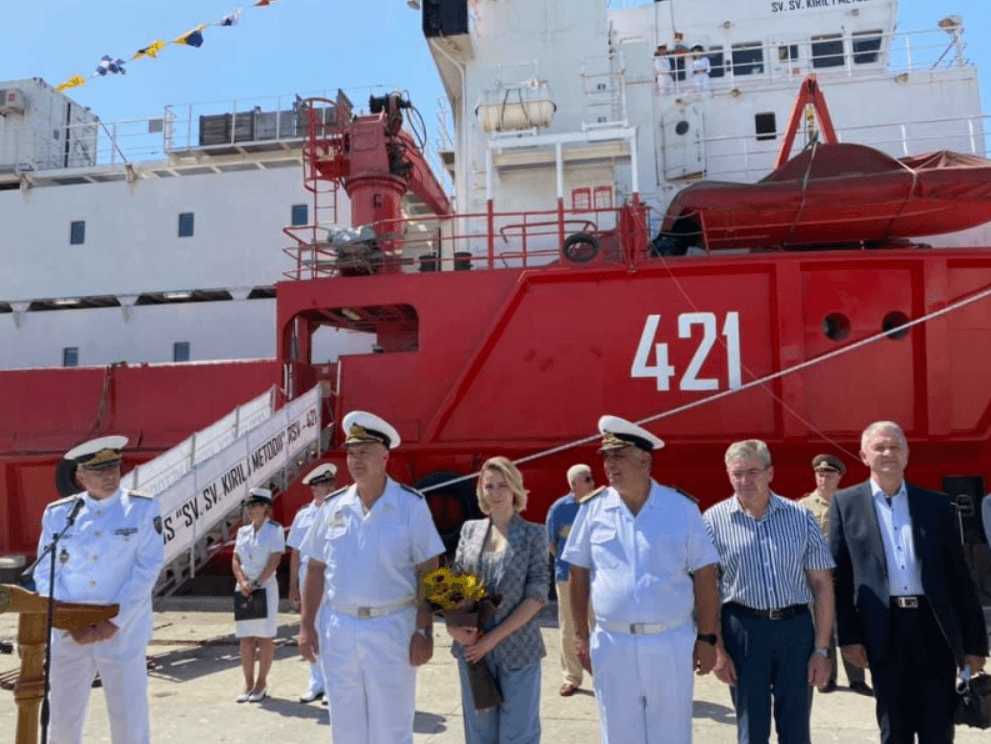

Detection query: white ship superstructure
xmin=2 ymin=0 xmax=988 ymax=369
xmin=427 ymin=0 xmax=986 ymax=252
xmin=0 ymin=79 xmax=365 ymax=370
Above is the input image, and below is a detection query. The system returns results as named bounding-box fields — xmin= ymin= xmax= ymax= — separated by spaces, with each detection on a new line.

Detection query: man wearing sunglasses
xmin=546 ymin=464 xmax=598 ymax=696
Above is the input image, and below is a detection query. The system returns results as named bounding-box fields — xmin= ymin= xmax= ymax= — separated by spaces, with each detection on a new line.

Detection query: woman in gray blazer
xmin=449 ymin=456 xmax=550 ymax=744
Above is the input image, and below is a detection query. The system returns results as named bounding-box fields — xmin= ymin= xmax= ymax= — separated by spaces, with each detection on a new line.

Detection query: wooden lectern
xmin=0 ymin=584 xmax=118 ymax=744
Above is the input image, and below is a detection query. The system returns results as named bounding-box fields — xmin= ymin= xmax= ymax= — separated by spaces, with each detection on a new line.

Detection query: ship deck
xmin=3 ymin=598 xmax=990 ymax=742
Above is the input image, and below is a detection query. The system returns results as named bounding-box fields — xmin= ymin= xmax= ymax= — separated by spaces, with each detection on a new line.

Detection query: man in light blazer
xmin=829 ymin=421 xmax=988 ymax=743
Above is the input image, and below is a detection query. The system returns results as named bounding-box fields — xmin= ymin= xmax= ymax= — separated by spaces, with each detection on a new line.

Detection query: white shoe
xmin=247 ymin=687 xmax=267 ymax=703
xmin=299 ymin=690 xmax=324 ymax=703
xmin=236 ymin=691 xmax=251 ymax=703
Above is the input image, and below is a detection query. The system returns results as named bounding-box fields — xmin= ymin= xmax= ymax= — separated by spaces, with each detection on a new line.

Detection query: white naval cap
xmin=301 ymin=462 xmax=337 ymax=486
xmin=245 ymin=487 xmax=273 ymax=505
xmin=597 ymin=415 xmax=665 ymax=454
xmin=341 ymin=411 xmax=401 ymax=450
xmin=64 ymin=435 xmax=129 ymax=470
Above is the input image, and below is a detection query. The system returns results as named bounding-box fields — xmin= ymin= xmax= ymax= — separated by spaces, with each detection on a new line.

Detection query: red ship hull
xmin=6 ymin=247 xmax=991 ymax=556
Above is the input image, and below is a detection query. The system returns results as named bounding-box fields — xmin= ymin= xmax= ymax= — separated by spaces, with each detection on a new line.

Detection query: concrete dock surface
xmin=1 ymin=598 xmax=988 ymax=743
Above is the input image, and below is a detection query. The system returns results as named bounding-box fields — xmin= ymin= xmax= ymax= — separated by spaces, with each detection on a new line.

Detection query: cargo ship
xmin=1 ymin=0 xmax=990 ymax=590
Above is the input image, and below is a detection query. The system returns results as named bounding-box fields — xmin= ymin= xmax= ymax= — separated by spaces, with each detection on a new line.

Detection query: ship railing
xmin=281 ymin=200 xmax=652 ymax=281
xmin=0 ymin=85 xmax=415 ymax=174
xmin=697 ymin=111 xmax=989 ymax=183
xmin=652 ymin=26 xmax=975 ymax=99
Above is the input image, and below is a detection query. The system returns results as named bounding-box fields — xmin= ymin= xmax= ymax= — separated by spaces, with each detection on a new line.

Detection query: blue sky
xmin=0 ymin=0 xmax=987 ymax=153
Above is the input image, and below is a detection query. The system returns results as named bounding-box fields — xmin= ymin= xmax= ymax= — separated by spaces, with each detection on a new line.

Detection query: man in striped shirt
xmin=703 ymin=439 xmax=835 ymax=744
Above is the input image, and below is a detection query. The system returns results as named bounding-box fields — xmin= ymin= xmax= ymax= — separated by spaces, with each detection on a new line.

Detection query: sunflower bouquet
xmin=421 ymin=567 xmax=503 ymax=710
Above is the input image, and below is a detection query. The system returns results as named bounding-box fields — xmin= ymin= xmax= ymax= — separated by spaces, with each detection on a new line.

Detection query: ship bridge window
xmin=755 ymin=113 xmax=777 ymax=141
xmin=69 ymin=221 xmax=85 ymax=245
xmin=812 ymin=35 xmax=845 ymax=68
xmin=852 ymin=31 xmax=883 ymax=64
xmin=173 ymin=342 xmax=191 ymax=362
xmin=707 ymin=47 xmax=726 ymax=78
xmin=291 ymin=203 xmax=308 ymax=226
xmin=778 ymin=45 xmax=799 ymax=62
xmin=731 ymin=43 xmax=765 ymax=76
xmin=62 ymin=347 xmax=79 ymax=367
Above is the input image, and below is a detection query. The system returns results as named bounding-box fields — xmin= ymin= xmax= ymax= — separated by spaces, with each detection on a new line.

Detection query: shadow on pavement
xmin=414 ymin=711 xmax=448 ymax=734
xmin=148 ymin=625 xmax=302 ymax=684
xmin=692 ymin=699 xmax=735 ymax=724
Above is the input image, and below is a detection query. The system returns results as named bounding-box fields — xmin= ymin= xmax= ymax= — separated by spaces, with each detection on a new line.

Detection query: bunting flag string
xmin=133 ymin=40 xmax=168 ymax=60
xmin=56 ymin=75 xmax=87 ymax=93
xmin=53 ymin=4 xmax=280 ymax=95
xmin=174 ymin=25 xmax=208 ymax=48
xmin=94 ymin=56 xmax=127 ymax=77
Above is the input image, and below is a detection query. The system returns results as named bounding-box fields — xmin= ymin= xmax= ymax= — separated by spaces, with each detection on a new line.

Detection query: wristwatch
xmin=414 ymin=626 xmax=433 ymax=640
xmin=696 ymin=633 xmax=718 ymax=645
xmin=813 ymin=646 xmax=831 ymax=658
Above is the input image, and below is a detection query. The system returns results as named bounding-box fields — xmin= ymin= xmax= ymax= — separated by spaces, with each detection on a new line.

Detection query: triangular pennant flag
xmin=94 ymin=55 xmax=127 ymax=76
xmin=174 ymin=25 xmax=207 ymax=47
xmin=56 ymin=75 xmax=87 ymax=93
xmin=133 ymin=40 xmax=168 ymax=60
xmin=216 ymin=7 xmax=243 ymax=26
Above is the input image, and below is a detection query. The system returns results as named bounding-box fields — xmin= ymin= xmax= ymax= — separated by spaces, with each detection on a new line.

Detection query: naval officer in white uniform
xmin=562 ymin=416 xmax=721 ymax=744
xmin=298 ymin=411 xmax=445 ymax=744
xmin=287 ymin=462 xmax=338 ymax=703
xmin=34 ymin=436 xmax=165 ymax=744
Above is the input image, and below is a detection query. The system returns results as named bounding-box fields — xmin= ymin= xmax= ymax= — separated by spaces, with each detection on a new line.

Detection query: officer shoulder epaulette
xmin=45 ymin=495 xmax=78 ymax=510
xmin=577 ymin=486 xmax=607 ymax=505
xmin=666 ymin=485 xmax=699 ymax=505
xmin=129 ymin=490 xmax=153 ymax=499
xmin=267 ymin=518 xmax=281 ymax=527
xmin=326 ymin=485 xmax=348 ymax=500
xmin=399 ymin=484 xmax=425 ymax=499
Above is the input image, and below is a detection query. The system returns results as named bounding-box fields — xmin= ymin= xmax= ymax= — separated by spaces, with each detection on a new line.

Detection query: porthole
xmin=822 ymin=313 xmax=850 ymax=342
xmin=882 ymin=311 xmax=910 ymax=340
xmin=675 ymin=120 xmax=690 ymax=135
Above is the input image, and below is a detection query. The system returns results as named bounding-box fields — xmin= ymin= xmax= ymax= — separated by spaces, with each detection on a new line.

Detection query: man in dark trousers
xmin=830 ymin=420 xmax=988 ymax=743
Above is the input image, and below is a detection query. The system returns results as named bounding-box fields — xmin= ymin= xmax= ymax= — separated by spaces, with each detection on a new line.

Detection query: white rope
xmin=420 ymin=278 xmax=991 ymax=494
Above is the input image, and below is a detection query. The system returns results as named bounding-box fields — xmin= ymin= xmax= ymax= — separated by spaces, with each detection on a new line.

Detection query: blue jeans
xmin=722 ymin=604 xmax=814 ymax=744
xmin=457 ymin=656 xmax=541 ymax=744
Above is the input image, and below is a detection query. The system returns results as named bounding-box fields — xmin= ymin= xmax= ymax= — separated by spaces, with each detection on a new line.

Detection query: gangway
xmin=120 ymin=384 xmax=327 ymax=595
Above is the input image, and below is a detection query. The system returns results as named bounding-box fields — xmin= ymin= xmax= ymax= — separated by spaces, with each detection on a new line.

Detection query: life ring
xmin=415 ymin=471 xmax=481 ymax=554
xmin=562 ymin=232 xmax=600 ymax=263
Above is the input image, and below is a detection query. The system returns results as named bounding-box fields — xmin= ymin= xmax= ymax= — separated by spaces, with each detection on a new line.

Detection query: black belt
xmin=891 ymin=595 xmax=925 ymax=609
xmin=725 ymin=602 xmax=809 ymax=621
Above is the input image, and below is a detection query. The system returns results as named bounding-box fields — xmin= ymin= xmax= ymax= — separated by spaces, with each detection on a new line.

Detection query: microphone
xmin=64 ymin=497 xmax=85 ymax=528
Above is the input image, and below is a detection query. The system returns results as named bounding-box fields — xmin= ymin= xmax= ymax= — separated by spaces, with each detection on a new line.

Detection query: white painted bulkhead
xmin=0 ymin=130 xmax=361 ymax=369
xmin=438 ymin=0 xmax=986 ymax=253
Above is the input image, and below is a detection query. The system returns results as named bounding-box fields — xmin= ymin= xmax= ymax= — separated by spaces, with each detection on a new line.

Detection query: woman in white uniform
xmin=232 ymin=487 xmax=285 ymax=702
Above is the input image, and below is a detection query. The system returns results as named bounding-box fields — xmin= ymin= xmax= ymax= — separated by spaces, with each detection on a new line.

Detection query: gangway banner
xmin=154 ymin=386 xmax=322 ymax=564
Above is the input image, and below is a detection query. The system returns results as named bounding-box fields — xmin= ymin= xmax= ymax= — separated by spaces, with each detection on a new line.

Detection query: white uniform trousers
xmin=320 ymin=606 xmax=417 ymax=744
xmin=49 ymin=628 xmax=151 ymax=744
xmin=301 ymin=565 xmax=327 ymax=695
xmin=590 ymin=621 xmax=695 ymax=744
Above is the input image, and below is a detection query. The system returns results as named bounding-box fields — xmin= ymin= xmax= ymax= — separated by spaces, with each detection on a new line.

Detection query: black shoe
xmin=299 ymin=690 xmax=324 ymax=703
xmin=849 ymin=681 xmax=873 ymax=697
xmin=820 ymin=681 xmax=837 ymax=693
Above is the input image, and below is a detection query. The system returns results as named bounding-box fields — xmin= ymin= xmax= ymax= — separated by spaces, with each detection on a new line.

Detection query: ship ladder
xmin=120 ymin=384 xmax=329 ymax=596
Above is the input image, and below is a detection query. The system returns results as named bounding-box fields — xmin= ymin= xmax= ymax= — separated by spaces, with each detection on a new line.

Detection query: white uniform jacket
xmin=300 ymin=477 xmax=444 ymax=610
xmin=34 ymin=488 xmax=165 ymax=642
